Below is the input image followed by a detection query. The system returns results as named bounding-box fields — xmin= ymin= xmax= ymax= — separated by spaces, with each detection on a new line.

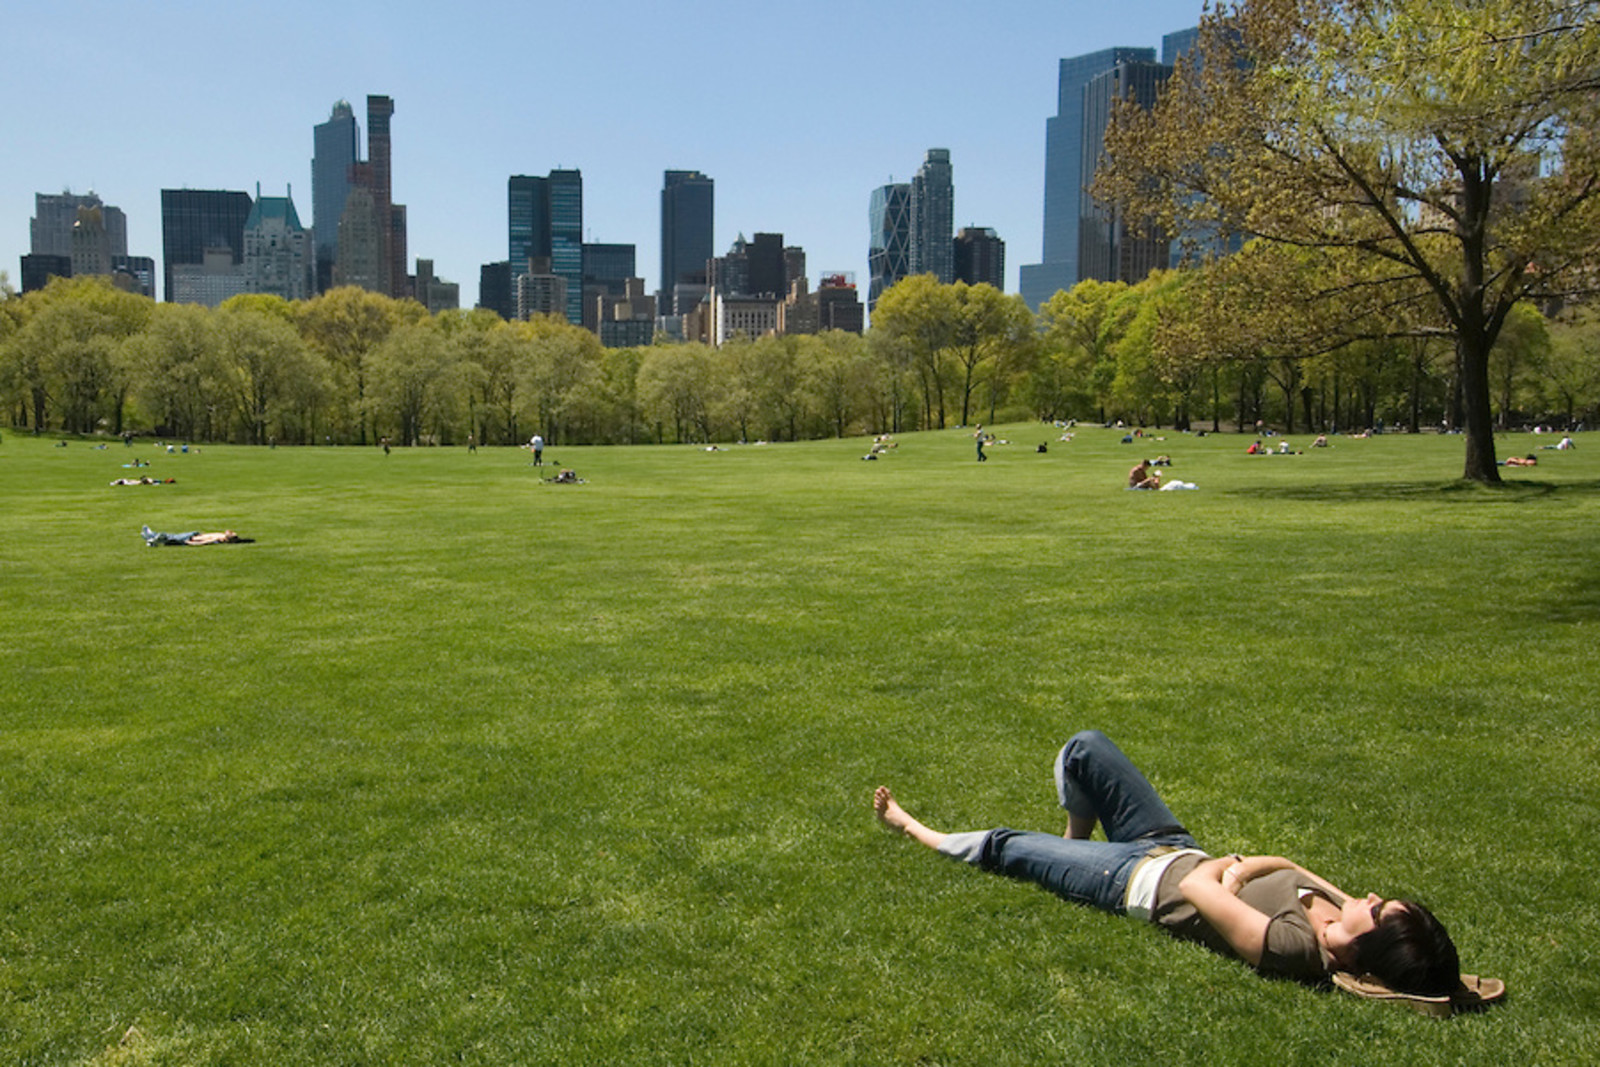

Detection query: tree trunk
xmin=1459 ymin=331 xmax=1501 ymax=483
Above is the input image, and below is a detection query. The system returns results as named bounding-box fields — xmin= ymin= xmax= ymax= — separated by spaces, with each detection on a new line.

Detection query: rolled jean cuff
xmin=1055 ymin=740 xmax=1095 ymax=818
xmin=936 ymin=830 xmax=991 ymax=865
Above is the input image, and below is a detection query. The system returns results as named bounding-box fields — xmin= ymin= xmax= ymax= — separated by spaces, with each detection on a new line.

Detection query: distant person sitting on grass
xmin=874 ymin=730 xmax=1503 ymax=1014
xmin=141 ymin=525 xmax=250 ymax=546
xmin=1129 ymin=459 xmax=1161 ymax=489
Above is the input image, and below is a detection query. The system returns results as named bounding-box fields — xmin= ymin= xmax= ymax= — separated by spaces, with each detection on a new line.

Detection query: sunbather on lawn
xmin=874 ymin=730 xmax=1501 ymax=1012
xmin=141 ymin=525 xmax=247 ymax=546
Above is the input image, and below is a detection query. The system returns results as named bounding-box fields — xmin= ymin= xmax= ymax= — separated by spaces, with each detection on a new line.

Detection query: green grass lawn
xmin=2 ymin=425 xmax=1597 ymax=1065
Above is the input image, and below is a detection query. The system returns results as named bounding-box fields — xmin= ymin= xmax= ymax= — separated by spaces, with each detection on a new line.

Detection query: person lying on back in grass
xmin=874 ymin=730 xmax=1502 ymax=1013
xmin=141 ymin=525 xmax=249 ymax=546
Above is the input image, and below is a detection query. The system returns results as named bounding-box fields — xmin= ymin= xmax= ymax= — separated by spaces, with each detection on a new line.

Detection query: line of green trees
xmin=2 ymin=272 xmax=1597 ymax=446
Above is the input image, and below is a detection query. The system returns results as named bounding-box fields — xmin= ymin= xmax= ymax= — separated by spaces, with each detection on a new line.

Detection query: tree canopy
xmin=1096 ymin=0 xmax=1600 ymax=481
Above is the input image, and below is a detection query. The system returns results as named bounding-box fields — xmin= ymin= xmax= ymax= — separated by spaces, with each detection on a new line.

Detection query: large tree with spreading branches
xmin=1096 ymin=0 xmax=1600 ymax=481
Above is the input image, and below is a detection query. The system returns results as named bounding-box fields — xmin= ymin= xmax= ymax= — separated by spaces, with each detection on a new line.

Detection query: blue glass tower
xmin=660 ymin=170 xmax=714 ymax=315
xmin=1019 ymin=46 xmax=1154 ymax=309
xmin=312 ymin=101 xmax=359 ymax=294
xmin=547 ymin=169 xmax=583 ymax=325
xmin=868 ymin=183 xmax=913 ymax=314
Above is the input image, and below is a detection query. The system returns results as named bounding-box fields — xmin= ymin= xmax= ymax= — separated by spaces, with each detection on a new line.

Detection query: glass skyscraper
xmin=312 ymin=101 xmax=359 ymax=294
xmin=868 ymin=183 xmax=913 ymax=314
xmin=548 ymin=169 xmax=583 ymax=325
xmin=508 ymin=174 xmax=547 ymax=271
xmin=506 ymin=170 xmax=583 ymax=325
xmin=1078 ymin=60 xmax=1172 ymax=284
xmin=911 ymin=148 xmax=954 ymax=284
xmin=1019 ymin=47 xmax=1154 ymax=310
xmin=160 ymin=188 xmax=254 ymax=302
xmin=659 ymin=170 xmax=714 ymax=316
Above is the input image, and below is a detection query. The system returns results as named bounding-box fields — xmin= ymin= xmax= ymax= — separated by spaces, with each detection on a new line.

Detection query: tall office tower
xmin=31 ymin=192 xmax=127 ymax=260
xmin=784 ymin=246 xmax=806 ymax=294
xmin=547 ymin=169 xmax=583 ymax=324
xmin=1018 ymin=47 xmax=1155 ymax=309
xmin=1079 ymin=59 xmax=1173 ymax=283
xmin=911 ymin=149 xmax=955 ymax=283
xmin=70 ymin=206 xmax=114 ymax=278
xmin=365 ymin=94 xmax=406 ymax=298
xmin=508 ymin=175 xmax=548 ymax=271
xmin=244 ymin=185 xmax=310 ymax=301
xmin=954 ymin=227 xmax=1006 ymax=289
xmin=161 ymin=189 xmax=253 ymax=302
xmin=582 ymin=243 xmax=635 ymax=332
xmin=334 ymin=185 xmax=383 ymax=292
xmin=479 ymin=261 xmax=513 ymax=318
xmin=659 ymin=170 xmax=714 ymax=315
xmin=746 ymin=232 xmax=786 ymax=297
xmin=312 ymin=101 xmax=359 ymax=293
xmin=506 ymin=171 xmax=582 ymax=324
xmin=868 ymin=183 xmax=913 ymax=313
xmin=335 ymin=95 xmax=407 ymax=298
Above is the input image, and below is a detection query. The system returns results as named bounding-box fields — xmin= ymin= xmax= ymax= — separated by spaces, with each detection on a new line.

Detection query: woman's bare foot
xmin=873 ymin=786 xmax=947 ymax=849
xmin=874 ymin=786 xmax=913 ymax=832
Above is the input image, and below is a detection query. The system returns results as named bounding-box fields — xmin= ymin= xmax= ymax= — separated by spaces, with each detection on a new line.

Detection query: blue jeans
xmin=938 ymin=730 xmax=1199 ymax=913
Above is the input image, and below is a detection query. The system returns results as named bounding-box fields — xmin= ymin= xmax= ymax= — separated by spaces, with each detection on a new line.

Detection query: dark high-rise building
xmin=160 ymin=189 xmax=253 ymax=302
xmin=746 ymin=232 xmax=786 ymax=297
xmin=868 ymin=183 xmax=913 ymax=313
xmin=478 ymin=261 xmax=513 ymax=319
xmin=20 ymin=253 xmax=72 ymax=293
xmin=1019 ymin=47 xmax=1155 ymax=309
xmin=312 ymin=101 xmax=359 ymax=293
xmin=582 ymin=242 xmax=635 ymax=332
xmin=817 ymin=273 xmax=864 ymax=334
xmin=911 ymin=149 xmax=955 ymax=284
xmin=112 ymin=255 xmax=157 ymax=299
xmin=508 ymin=175 xmax=548 ymax=270
xmin=505 ymin=170 xmax=583 ymax=324
xmin=548 ymin=169 xmax=583 ymax=325
xmin=1079 ymin=60 xmax=1172 ymax=283
xmin=954 ymin=227 xmax=1006 ymax=289
xmin=659 ymin=170 xmax=714 ymax=315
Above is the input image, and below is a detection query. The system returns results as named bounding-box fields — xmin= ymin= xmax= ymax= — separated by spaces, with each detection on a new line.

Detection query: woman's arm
xmin=1179 ymin=856 xmax=1271 ymax=966
xmin=1220 ymin=855 xmax=1351 ymax=901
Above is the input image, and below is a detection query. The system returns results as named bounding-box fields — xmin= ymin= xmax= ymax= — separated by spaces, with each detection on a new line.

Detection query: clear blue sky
xmin=3 ymin=0 xmax=1206 ymax=306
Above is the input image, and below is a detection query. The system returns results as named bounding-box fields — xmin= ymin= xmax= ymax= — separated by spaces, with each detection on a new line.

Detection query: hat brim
xmin=1332 ymin=971 xmax=1506 ymax=1017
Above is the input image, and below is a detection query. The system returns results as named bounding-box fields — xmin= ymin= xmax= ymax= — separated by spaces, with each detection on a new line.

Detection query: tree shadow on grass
xmin=1227 ymin=478 xmax=1600 ymax=504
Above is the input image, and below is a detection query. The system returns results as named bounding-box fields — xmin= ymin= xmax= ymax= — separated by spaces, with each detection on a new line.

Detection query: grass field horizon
xmin=3 ymin=424 xmax=1597 ymax=1064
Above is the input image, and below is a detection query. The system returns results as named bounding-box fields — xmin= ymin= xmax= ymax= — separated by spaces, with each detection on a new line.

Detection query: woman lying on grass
xmin=141 ymin=525 xmax=248 ymax=546
xmin=874 ymin=730 xmax=1501 ymax=1013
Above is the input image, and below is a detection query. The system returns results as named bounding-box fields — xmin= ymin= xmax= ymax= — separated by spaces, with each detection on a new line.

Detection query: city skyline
xmin=2 ymin=0 xmax=1206 ymax=309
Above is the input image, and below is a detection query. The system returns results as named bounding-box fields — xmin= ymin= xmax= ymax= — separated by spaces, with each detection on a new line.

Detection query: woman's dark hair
xmin=1352 ymin=900 xmax=1461 ymax=996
